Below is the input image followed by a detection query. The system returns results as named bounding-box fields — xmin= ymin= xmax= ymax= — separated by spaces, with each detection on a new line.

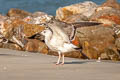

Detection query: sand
xmin=0 ymin=48 xmax=120 ymax=80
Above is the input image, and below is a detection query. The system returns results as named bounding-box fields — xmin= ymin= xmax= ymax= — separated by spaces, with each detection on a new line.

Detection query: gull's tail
xmin=75 ymin=48 xmax=90 ymax=59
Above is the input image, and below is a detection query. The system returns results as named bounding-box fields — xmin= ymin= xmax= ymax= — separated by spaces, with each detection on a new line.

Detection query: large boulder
xmin=76 ymin=25 xmax=120 ymax=60
xmin=56 ymin=1 xmax=98 ymax=21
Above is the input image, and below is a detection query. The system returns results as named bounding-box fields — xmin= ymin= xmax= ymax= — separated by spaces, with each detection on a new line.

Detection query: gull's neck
xmin=44 ymin=31 xmax=53 ymax=43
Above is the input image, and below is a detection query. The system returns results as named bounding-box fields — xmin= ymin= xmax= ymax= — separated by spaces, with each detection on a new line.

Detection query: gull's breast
xmin=58 ymin=43 xmax=77 ymax=53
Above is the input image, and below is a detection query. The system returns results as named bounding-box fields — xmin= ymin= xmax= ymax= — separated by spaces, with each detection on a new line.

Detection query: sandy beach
xmin=0 ymin=48 xmax=120 ymax=80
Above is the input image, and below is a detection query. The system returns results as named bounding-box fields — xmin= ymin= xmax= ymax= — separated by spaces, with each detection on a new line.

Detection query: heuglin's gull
xmin=41 ymin=18 xmax=102 ymax=65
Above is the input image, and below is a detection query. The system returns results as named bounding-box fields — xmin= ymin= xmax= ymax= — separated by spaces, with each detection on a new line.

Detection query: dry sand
xmin=0 ymin=48 xmax=120 ymax=80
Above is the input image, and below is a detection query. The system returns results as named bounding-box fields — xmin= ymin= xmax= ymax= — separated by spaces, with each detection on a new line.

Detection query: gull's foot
xmin=56 ymin=63 xmax=60 ymax=65
xmin=60 ymin=63 xmax=64 ymax=65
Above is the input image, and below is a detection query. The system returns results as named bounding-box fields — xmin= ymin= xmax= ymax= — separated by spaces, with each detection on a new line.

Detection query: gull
xmin=41 ymin=18 xmax=101 ymax=65
xmin=41 ymin=27 xmax=78 ymax=65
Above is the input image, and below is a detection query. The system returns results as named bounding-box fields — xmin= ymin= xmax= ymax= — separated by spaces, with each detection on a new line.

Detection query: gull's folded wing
xmin=71 ymin=21 xmax=102 ymax=28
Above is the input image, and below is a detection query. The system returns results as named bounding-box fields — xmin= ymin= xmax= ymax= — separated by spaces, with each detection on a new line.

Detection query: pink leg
xmin=61 ymin=53 xmax=64 ymax=65
xmin=56 ymin=51 xmax=61 ymax=65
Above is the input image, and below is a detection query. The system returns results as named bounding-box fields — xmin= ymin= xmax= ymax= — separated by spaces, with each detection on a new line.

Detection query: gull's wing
xmin=70 ymin=21 xmax=102 ymax=28
xmin=64 ymin=21 xmax=102 ymax=40
xmin=41 ymin=19 xmax=102 ymax=41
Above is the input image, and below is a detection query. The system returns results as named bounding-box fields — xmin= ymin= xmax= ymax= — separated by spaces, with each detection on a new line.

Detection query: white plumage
xmin=41 ymin=27 xmax=78 ymax=65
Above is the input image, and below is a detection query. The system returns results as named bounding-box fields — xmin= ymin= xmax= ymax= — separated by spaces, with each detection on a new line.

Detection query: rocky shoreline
xmin=0 ymin=0 xmax=120 ymax=61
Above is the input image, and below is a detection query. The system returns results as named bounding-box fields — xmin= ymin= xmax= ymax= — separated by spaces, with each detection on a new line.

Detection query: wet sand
xmin=0 ymin=48 xmax=120 ymax=80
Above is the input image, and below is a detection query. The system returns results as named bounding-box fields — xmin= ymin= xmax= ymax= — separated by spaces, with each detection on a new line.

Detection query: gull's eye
xmin=44 ymin=31 xmax=46 ymax=33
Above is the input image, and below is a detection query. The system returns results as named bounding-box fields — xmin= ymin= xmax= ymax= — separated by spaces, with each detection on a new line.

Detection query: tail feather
xmin=75 ymin=48 xmax=90 ymax=59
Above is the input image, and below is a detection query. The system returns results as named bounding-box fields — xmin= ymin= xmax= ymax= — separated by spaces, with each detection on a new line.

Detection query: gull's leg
xmin=56 ymin=51 xmax=61 ymax=65
xmin=61 ymin=53 xmax=64 ymax=65
xmin=12 ymin=36 xmax=24 ymax=48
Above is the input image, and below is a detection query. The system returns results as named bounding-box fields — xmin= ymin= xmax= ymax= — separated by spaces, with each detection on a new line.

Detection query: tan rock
xmin=64 ymin=51 xmax=84 ymax=59
xmin=56 ymin=1 xmax=98 ymax=21
xmin=2 ymin=43 xmax=22 ymax=51
xmin=76 ymin=25 xmax=118 ymax=59
xmin=0 ymin=43 xmax=3 ymax=48
xmin=82 ymin=41 xmax=99 ymax=59
xmin=90 ymin=7 xmax=120 ymax=25
xmin=24 ymin=39 xmax=48 ymax=54
xmin=48 ymin=50 xmax=85 ymax=59
xmin=101 ymin=0 xmax=120 ymax=10
xmin=115 ymin=38 xmax=120 ymax=50
xmin=4 ymin=18 xmax=44 ymax=37
xmin=0 ymin=18 xmax=45 ymax=48
xmin=62 ymin=14 xmax=89 ymax=23
xmin=100 ymin=53 xmax=109 ymax=60
xmin=0 ymin=14 xmax=7 ymax=21
xmin=95 ymin=6 xmax=113 ymax=12
xmin=104 ymin=47 xmax=120 ymax=61
xmin=7 ymin=8 xmax=32 ymax=19
xmin=24 ymin=11 xmax=53 ymax=24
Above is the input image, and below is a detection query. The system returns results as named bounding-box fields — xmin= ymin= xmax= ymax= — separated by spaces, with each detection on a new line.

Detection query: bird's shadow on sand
xmin=0 ymin=54 xmax=14 ymax=56
xmin=0 ymin=54 xmax=22 ymax=57
xmin=65 ymin=61 xmax=87 ymax=64
xmin=53 ymin=60 xmax=91 ymax=64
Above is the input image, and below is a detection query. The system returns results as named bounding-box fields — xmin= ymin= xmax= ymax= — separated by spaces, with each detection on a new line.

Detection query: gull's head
xmin=41 ymin=27 xmax=53 ymax=37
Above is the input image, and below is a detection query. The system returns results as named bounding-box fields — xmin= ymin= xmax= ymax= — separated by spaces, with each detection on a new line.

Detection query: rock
xmin=61 ymin=14 xmax=89 ymax=23
xmin=0 ymin=18 xmax=45 ymax=48
xmin=114 ymin=25 xmax=120 ymax=38
xmin=7 ymin=8 xmax=32 ymax=19
xmin=24 ymin=11 xmax=53 ymax=24
xmin=0 ymin=17 xmax=9 ymax=44
xmin=64 ymin=51 xmax=84 ymax=59
xmin=100 ymin=52 xmax=109 ymax=60
xmin=104 ymin=47 xmax=120 ymax=61
xmin=1 ymin=43 xmax=22 ymax=51
xmin=0 ymin=43 xmax=3 ymax=48
xmin=90 ymin=7 xmax=120 ymax=25
xmin=115 ymin=38 xmax=120 ymax=50
xmin=0 ymin=14 xmax=8 ymax=34
xmin=101 ymin=0 xmax=120 ymax=10
xmin=0 ymin=38 xmax=8 ymax=43
xmin=56 ymin=1 xmax=98 ymax=21
xmin=76 ymin=25 xmax=118 ymax=59
xmin=48 ymin=50 xmax=58 ymax=56
xmin=0 ymin=14 xmax=7 ymax=21
xmin=12 ymin=19 xmax=44 ymax=38
xmin=48 ymin=50 xmax=85 ymax=59
xmin=82 ymin=41 xmax=99 ymax=59
xmin=24 ymin=39 xmax=48 ymax=54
